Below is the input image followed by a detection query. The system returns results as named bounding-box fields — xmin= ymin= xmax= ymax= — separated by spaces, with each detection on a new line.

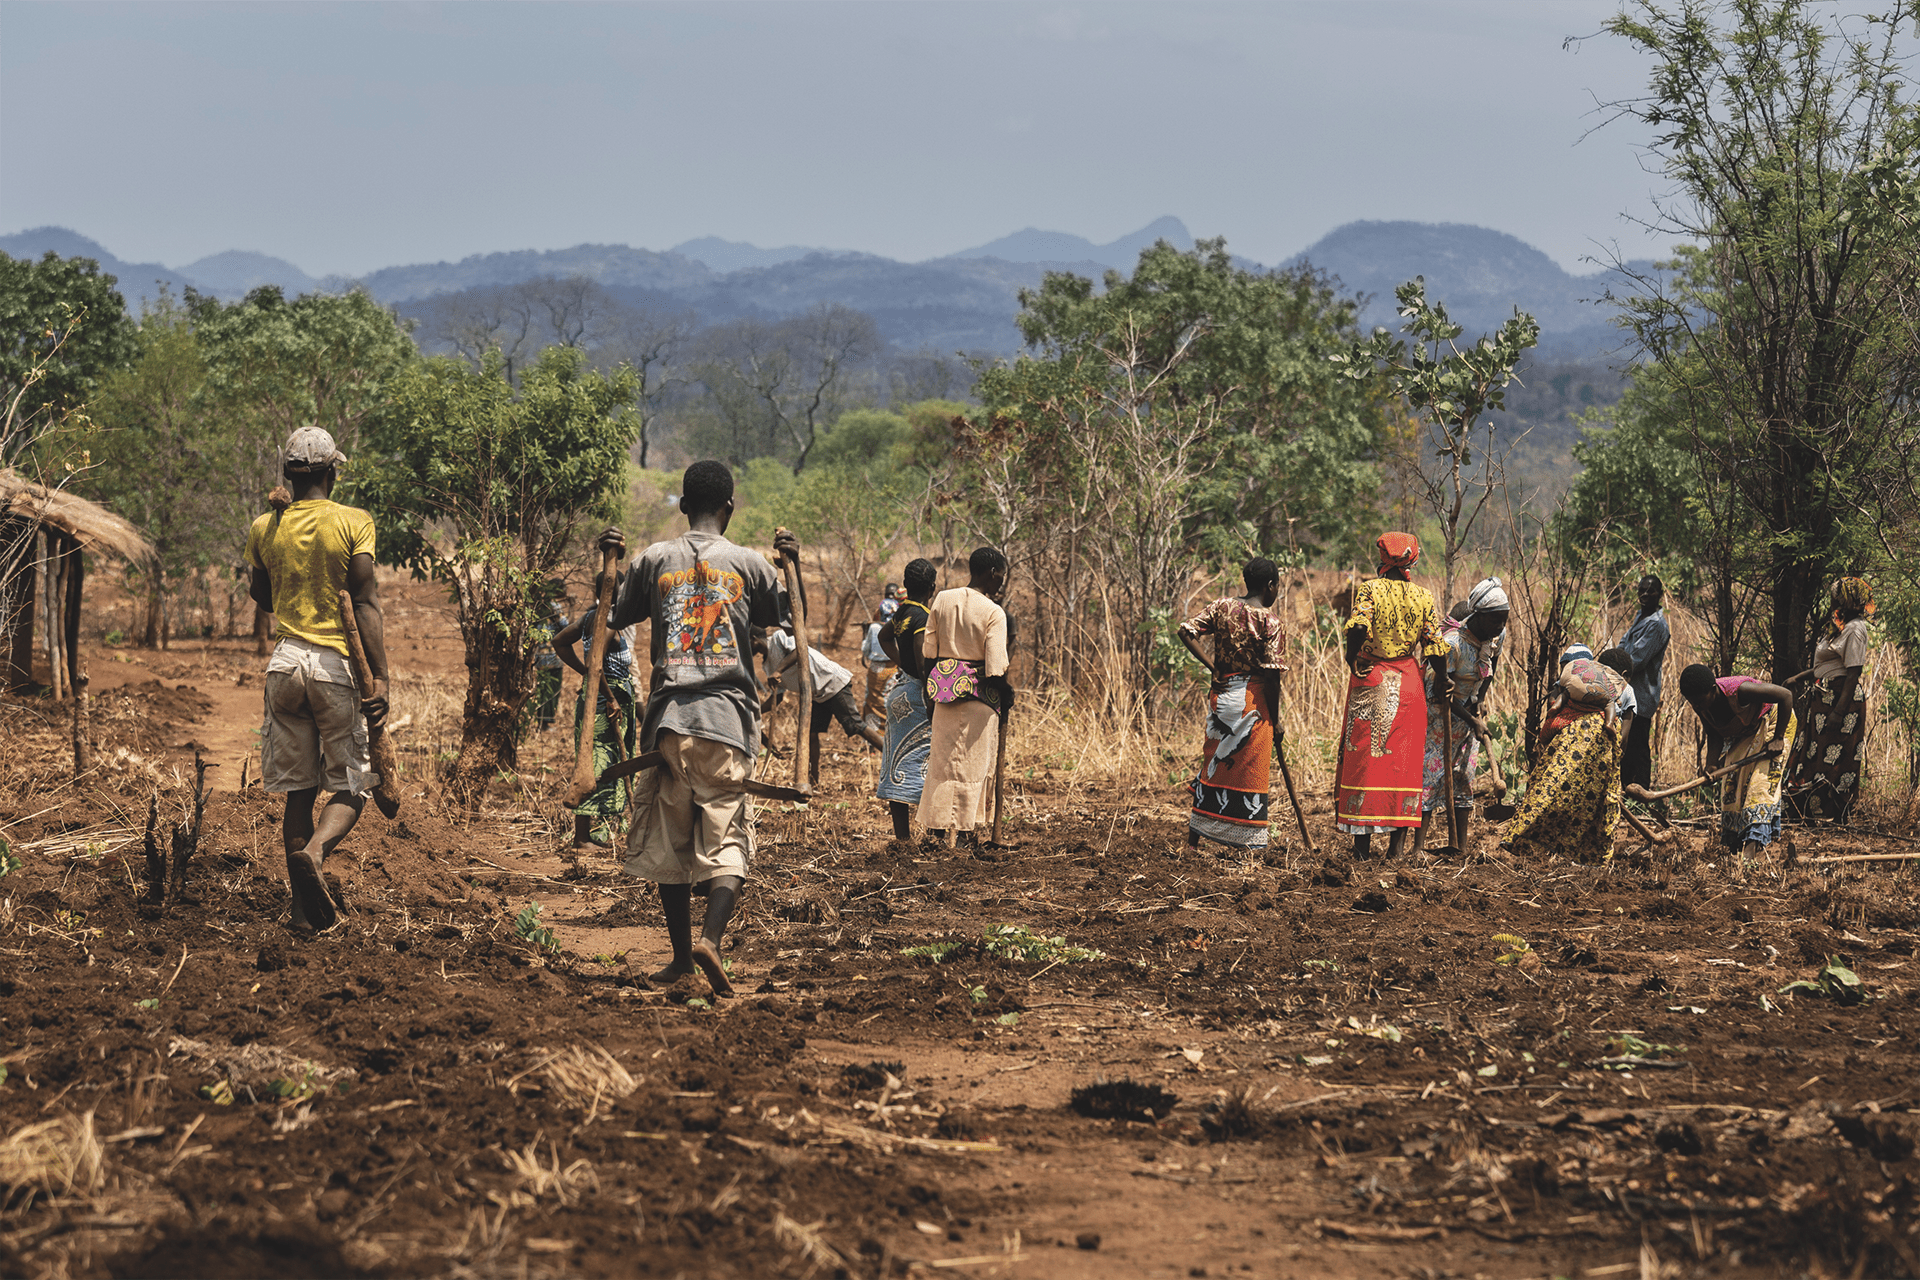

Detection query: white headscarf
xmin=1464 ymin=576 xmax=1510 ymax=622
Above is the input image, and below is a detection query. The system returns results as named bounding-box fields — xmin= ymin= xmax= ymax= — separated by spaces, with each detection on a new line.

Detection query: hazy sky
xmin=1 ymin=2 xmax=1671 ymax=275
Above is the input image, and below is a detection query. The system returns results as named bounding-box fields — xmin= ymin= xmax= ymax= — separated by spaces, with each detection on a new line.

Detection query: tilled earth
xmin=4 ymin=643 xmax=1920 ymax=1278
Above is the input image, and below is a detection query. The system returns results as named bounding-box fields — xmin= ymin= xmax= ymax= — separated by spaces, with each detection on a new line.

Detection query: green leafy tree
xmin=1 ymin=251 xmax=137 ymax=687
xmin=0 ymin=251 xmax=136 ymax=466
xmin=1598 ymin=0 xmax=1920 ymax=682
xmin=1334 ymin=278 xmax=1539 ymax=605
xmin=349 ymin=346 xmax=639 ymax=802
xmin=84 ymin=292 xmax=239 ymax=647
xmin=971 ymin=238 xmax=1380 ymax=696
xmin=186 ymin=284 xmax=417 ymax=640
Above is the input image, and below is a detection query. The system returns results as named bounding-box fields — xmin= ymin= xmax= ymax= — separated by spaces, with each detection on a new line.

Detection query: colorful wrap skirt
xmin=1505 ymin=710 xmax=1620 ymax=862
xmin=572 ymin=687 xmax=637 ymax=823
xmin=1189 ymin=673 xmax=1273 ymax=848
xmin=1721 ymin=713 xmax=1796 ymax=850
xmin=1785 ymin=677 xmax=1865 ymax=822
xmin=1335 ymin=655 xmax=1427 ymax=833
xmin=876 ymin=673 xmax=933 ymax=805
xmin=1420 ymin=699 xmax=1480 ymax=814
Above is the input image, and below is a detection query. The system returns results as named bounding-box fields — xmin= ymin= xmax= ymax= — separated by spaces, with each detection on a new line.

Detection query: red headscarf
xmin=1375 ymin=532 xmax=1420 ymax=573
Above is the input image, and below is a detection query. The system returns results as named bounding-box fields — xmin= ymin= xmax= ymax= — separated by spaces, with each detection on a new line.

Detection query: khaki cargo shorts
xmin=623 ymin=731 xmax=753 ymax=885
xmin=261 ymin=637 xmax=376 ymax=796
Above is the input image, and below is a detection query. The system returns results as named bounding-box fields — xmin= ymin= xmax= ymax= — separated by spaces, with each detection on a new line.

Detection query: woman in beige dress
xmin=918 ymin=547 xmax=1012 ymax=843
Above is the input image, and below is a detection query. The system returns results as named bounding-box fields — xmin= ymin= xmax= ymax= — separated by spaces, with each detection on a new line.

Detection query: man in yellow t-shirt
xmin=245 ymin=427 xmax=389 ymax=932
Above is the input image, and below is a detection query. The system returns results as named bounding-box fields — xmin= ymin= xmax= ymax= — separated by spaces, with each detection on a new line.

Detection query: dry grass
xmin=0 ymin=1111 xmax=105 ymax=1210
xmin=498 ymin=1136 xmax=598 ymax=1207
xmin=503 ymin=1044 xmax=638 ymax=1121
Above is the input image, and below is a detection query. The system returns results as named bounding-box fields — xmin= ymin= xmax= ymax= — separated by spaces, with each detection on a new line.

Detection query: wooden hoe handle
xmin=563 ymin=547 xmax=619 ymax=808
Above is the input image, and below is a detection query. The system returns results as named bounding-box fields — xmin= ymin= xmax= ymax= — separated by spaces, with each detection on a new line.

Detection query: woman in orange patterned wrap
xmin=1335 ymin=533 xmax=1449 ymax=859
xmin=1178 ymin=558 xmax=1288 ymax=851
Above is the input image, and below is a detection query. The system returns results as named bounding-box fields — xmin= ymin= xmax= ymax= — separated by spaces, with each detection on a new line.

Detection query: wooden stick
xmin=1619 ymin=804 xmax=1670 ymax=847
xmin=1274 ymin=732 xmax=1316 ymax=853
xmin=598 ymin=750 xmax=810 ymax=804
xmin=337 ymin=590 xmax=401 ymax=819
xmin=1807 ymin=852 xmax=1920 ymax=864
xmin=991 ymin=704 xmax=1010 ymax=845
xmin=775 ymin=530 xmax=813 ymax=795
xmin=1627 ymin=747 xmax=1776 ymax=802
xmin=1439 ymin=680 xmax=1458 ymax=850
xmin=562 ymin=547 xmax=619 ymax=808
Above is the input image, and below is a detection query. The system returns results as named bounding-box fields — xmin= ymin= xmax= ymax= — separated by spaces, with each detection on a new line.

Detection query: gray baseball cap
xmin=284 ymin=426 xmax=347 ymax=470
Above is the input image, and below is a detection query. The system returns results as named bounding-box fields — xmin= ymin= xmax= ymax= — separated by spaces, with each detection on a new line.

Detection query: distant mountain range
xmin=0 ymin=217 xmax=1655 ymax=359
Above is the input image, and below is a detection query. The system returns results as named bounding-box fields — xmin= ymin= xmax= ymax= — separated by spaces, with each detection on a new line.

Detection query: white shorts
xmin=261 ymin=638 xmax=376 ymax=796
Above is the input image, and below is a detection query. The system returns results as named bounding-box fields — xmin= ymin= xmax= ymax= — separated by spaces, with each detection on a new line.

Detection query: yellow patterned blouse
xmin=1347 ymin=577 xmax=1447 ymax=663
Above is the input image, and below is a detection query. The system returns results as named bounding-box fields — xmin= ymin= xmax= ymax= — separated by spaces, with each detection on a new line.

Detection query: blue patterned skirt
xmin=876 ymin=674 xmax=933 ymax=803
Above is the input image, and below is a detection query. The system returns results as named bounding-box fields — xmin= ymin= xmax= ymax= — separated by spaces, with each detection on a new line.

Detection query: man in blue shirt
xmin=1615 ymin=574 xmax=1670 ymax=793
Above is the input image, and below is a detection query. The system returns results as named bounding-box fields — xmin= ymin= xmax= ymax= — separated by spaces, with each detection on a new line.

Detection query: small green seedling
xmin=0 ymin=839 xmax=18 ymax=879
xmin=685 ymin=997 xmax=710 ymax=1011
xmin=511 ymin=903 xmax=562 ymax=955
xmin=1779 ymin=956 xmax=1864 ymax=1006
xmin=134 ymin=998 xmax=159 ymax=1010
xmin=266 ymin=1068 xmax=320 ymax=1101
xmin=996 ymin=1012 xmax=1020 ymax=1026
xmin=199 ymin=1081 xmax=235 ymax=1105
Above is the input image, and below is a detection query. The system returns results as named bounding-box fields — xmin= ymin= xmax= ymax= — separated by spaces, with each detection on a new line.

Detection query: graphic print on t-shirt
xmin=659 ymin=561 xmax=746 ymax=668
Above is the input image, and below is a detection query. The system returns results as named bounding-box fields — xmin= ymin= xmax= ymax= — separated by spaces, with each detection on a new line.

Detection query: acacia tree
xmin=1598 ymin=0 xmax=1920 ymax=683
xmin=1334 ymin=278 xmax=1539 ymax=606
xmin=350 ymin=346 xmax=638 ymax=803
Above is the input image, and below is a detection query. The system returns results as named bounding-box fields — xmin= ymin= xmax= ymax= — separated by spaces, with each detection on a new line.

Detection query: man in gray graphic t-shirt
xmin=600 ymin=461 xmax=788 ymax=998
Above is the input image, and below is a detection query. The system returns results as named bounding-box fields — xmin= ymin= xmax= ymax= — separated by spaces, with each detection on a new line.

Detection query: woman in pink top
xmin=1678 ymin=664 xmax=1796 ymax=860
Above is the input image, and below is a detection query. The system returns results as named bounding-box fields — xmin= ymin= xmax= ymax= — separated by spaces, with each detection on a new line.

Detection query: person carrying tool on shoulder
xmin=246 ymin=427 xmax=389 ymax=933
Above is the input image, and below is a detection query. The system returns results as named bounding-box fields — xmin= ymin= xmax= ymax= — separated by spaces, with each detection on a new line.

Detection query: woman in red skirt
xmin=1336 ymin=532 xmax=1449 ymax=859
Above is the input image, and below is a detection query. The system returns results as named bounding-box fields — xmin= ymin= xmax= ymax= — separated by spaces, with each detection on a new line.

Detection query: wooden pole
xmin=1440 ymin=688 xmax=1457 ymax=850
xmin=563 ymin=548 xmax=619 ymax=808
xmin=61 ymin=533 xmax=82 ymax=697
xmin=990 ymin=705 xmax=1010 ymax=845
xmin=1627 ymin=747 xmax=1776 ymax=802
xmin=1274 ymin=733 xmax=1316 ymax=853
xmin=776 ymin=528 xmax=813 ymax=795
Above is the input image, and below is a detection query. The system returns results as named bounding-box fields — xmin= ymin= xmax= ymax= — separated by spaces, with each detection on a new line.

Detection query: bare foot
xmin=649 ymin=960 xmax=697 ymax=985
xmin=570 ymin=836 xmax=613 ymax=851
xmin=690 ymin=937 xmax=734 ymax=997
xmin=286 ymin=848 xmax=338 ymax=932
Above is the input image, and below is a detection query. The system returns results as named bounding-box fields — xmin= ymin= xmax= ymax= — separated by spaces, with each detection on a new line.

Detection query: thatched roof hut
xmin=3 ymin=468 xmax=155 ymax=694
xmin=0 ymin=469 xmax=155 ymax=565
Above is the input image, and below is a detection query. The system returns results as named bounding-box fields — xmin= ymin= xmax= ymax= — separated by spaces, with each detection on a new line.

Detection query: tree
xmin=350 ymin=346 xmax=639 ymax=803
xmin=690 ymin=305 xmax=879 ymax=473
xmin=188 ymin=284 xmax=417 ymax=639
xmin=1 ymin=251 xmax=136 ymax=687
xmin=598 ymin=305 xmax=694 ymax=469
xmin=1598 ymin=0 xmax=1920 ymax=683
xmin=1334 ymin=278 xmax=1539 ymax=606
xmin=1013 ymin=239 xmax=1384 ymax=558
xmin=84 ymin=292 xmax=236 ymax=647
xmin=0 ymin=251 xmax=137 ymax=466
xmin=967 ymin=238 xmax=1383 ymax=699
